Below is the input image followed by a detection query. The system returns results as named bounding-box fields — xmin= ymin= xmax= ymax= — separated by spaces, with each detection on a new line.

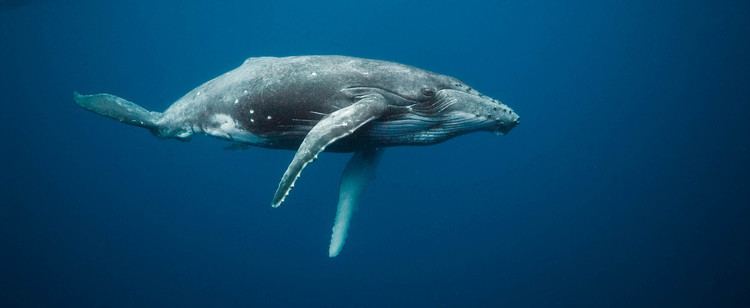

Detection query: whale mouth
xmin=491 ymin=115 xmax=520 ymax=136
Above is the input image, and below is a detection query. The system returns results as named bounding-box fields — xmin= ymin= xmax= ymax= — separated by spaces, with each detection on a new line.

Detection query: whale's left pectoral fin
xmin=271 ymin=94 xmax=388 ymax=207
xmin=329 ymin=147 xmax=382 ymax=257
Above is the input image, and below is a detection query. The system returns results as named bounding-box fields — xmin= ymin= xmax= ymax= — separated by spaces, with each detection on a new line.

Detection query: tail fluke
xmin=74 ymin=92 xmax=162 ymax=130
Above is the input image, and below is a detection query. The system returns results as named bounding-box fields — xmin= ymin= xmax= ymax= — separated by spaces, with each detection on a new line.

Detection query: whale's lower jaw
xmin=364 ymin=113 xmax=493 ymax=146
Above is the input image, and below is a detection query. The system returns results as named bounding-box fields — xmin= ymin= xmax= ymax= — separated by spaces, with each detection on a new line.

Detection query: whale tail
xmin=74 ymin=92 xmax=163 ymax=133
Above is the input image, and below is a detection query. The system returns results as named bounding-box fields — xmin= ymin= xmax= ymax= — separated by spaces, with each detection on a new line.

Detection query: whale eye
xmin=421 ymin=87 xmax=435 ymax=97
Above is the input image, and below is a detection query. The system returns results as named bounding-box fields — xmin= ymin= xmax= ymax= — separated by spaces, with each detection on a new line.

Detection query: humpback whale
xmin=75 ymin=55 xmax=520 ymax=257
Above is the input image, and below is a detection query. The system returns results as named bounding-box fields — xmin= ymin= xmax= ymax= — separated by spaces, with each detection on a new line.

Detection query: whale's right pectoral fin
xmin=271 ymin=94 xmax=388 ymax=207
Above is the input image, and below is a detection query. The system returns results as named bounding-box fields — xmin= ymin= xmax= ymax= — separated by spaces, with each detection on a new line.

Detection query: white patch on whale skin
xmin=204 ymin=113 xmax=265 ymax=143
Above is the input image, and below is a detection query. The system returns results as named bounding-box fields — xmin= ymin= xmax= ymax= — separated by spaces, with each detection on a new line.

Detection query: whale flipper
xmin=329 ymin=148 xmax=382 ymax=257
xmin=74 ymin=92 xmax=162 ymax=130
xmin=271 ymin=94 xmax=388 ymax=207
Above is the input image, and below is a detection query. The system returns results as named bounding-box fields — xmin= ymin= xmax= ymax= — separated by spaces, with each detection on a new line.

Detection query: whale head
xmin=370 ymin=75 xmax=519 ymax=145
xmin=428 ymin=86 xmax=520 ymax=136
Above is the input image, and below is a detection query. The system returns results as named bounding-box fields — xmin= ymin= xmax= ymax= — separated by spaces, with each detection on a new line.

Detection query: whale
xmin=75 ymin=55 xmax=520 ymax=257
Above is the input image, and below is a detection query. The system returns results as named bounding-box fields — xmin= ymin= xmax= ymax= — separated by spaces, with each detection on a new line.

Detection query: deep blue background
xmin=2 ymin=0 xmax=749 ymax=306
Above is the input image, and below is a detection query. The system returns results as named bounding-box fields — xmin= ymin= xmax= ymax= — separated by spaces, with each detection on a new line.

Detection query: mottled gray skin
xmin=155 ymin=55 xmax=519 ymax=151
xmin=75 ymin=55 xmax=520 ymax=257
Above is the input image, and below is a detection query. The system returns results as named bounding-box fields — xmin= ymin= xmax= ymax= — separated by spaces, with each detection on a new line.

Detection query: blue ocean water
xmin=2 ymin=0 xmax=749 ymax=306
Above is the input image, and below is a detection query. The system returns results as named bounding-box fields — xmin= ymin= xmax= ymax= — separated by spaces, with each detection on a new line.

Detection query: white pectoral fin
xmin=271 ymin=94 xmax=387 ymax=208
xmin=329 ymin=148 xmax=383 ymax=257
